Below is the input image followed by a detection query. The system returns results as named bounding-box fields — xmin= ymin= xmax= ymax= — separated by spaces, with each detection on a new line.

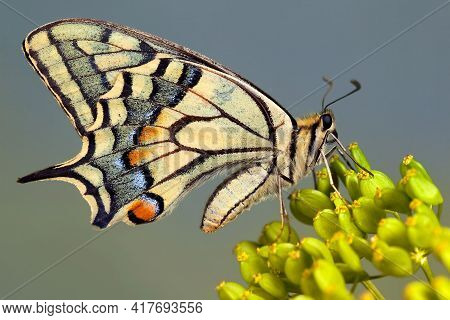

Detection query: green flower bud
xmin=276 ymin=242 xmax=296 ymax=257
xmin=358 ymin=170 xmax=395 ymax=199
xmin=301 ymin=237 xmax=334 ymax=262
xmin=240 ymin=255 xmax=269 ymax=284
xmin=289 ymin=189 xmax=334 ymax=225
xmin=256 ymin=245 xmax=270 ymax=258
xmin=409 ymin=199 xmax=440 ymax=225
xmin=352 ymin=197 xmax=387 ymax=234
xmin=326 ymin=239 xmax=343 ymax=263
xmin=372 ymin=239 xmax=413 ymax=277
xmin=324 ymin=287 xmax=354 ymax=300
xmin=336 ymin=263 xmax=370 ymax=283
xmin=405 ymin=203 xmax=439 ymax=248
xmin=344 ymin=170 xmax=362 ymax=201
xmin=253 ymin=273 xmax=287 ymax=299
xmin=236 ymin=251 xmax=250 ymax=263
xmin=245 ymin=286 xmax=275 ymax=300
xmin=267 ymin=243 xmax=289 ymax=274
xmin=359 ymin=291 xmax=375 ymax=300
xmin=401 ymin=169 xmax=443 ymax=205
xmin=337 ymin=207 xmax=365 ymax=238
xmin=316 ymin=167 xmax=333 ymax=196
xmin=403 ymin=281 xmax=436 ymax=300
xmin=267 ymin=255 xmax=284 ymax=274
xmin=239 ymin=290 xmax=252 ymax=300
xmin=406 ymin=213 xmax=440 ymax=249
xmin=331 ymin=232 xmax=363 ymax=272
xmin=290 ymin=294 xmax=314 ymax=300
xmin=300 ymin=269 xmax=322 ymax=299
xmin=374 ymin=188 xmax=411 ymax=214
xmin=350 ymin=236 xmax=373 ymax=260
xmin=233 ymin=241 xmax=259 ymax=258
xmin=216 ymin=281 xmax=246 ymax=300
xmin=432 ymin=228 xmax=450 ymax=271
xmin=312 ymin=259 xmax=350 ymax=299
xmin=284 ymin=249 xmax=313 ymax=285
xmin=330 ymin=192 xmax=347 ymax=208
xmin=313 ymin=209 xmax=341 ymax=240
xmin=396 ymin=178 xmax=405 ymax=193
xmin=330 ymin=154 xmax=348 ymax=182
xmin=400 ymin=154 xmax=432 ymax=181
xmin=348 ymin=142 xmax=371 ymax=171
xmin=377 ymin=218 xmax=410 ymax=249
xmin=260 ymin=221 xmax=299 ymax=244
xmin=431 ymin=276 xmax=450 ymax=300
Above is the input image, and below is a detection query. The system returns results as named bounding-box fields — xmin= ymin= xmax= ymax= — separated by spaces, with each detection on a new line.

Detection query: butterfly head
xmin=295 ymin=111 xmax=337 ymax=173
xmin=319 ymin=111 xmax=337 ymax=138
xmin=293 ymin=79 xmax=361 ymax=176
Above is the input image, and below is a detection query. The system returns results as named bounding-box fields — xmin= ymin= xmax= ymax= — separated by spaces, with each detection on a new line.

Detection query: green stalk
xmin=350 ymin=275 xmax=360 ymax=293
xmin=362 ymin=280 xmax=385 ymax=300
xmin=386 ymin=210 xmax=401 ymax=220
xmin=420 ymin=257 xmax=434 ymax=284
xmin=437 ymin=203 xmax=443 ymax=221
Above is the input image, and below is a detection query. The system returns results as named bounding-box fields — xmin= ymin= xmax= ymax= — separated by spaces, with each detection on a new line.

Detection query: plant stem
xmin=421 ymin=257 xmax=434 ymax=283
xmin=350 ymin=276 xmax=360 ymax=293
xmin=437 ymin=203 xmax=443 ymax=221
xmin=362 ymin=280 xmax=385 ymax=300
xmin=386 ymin=210 xmax=401 ymax=220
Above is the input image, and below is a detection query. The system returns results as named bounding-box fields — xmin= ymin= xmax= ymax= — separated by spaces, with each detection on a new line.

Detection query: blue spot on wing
xmin=133 ymin=170 xmax=147 ymax=189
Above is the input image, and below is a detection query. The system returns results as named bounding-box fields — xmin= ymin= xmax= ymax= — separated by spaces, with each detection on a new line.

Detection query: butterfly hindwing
xmin=20 ymin=19 xmax=298 ymax=230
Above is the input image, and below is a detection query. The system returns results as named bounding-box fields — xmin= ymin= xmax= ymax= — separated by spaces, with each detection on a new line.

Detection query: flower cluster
xmin=216 ymin=143 xmax=450 ymax=299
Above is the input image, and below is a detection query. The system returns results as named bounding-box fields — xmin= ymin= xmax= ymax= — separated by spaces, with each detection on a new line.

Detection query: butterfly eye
xmin=321 ymin=114 xmax=333 ymax=130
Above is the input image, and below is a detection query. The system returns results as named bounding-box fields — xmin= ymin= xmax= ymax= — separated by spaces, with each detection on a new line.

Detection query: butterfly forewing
xmin=20 ymin=19 xmax=298 ymax=231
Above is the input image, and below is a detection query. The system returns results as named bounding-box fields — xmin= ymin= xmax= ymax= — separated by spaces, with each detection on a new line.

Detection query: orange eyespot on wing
xmin=137 ymin=126 xmax=168 ymax=144
xmin=129 ymin=200 xmax=156 ymax=222
xmin=124 ymin=142 xmax=178 ymax=168
xmin=127 ymin=193 xmax=164 ymax=225
xmin=127 ymin=148 xmax=152 ymax=167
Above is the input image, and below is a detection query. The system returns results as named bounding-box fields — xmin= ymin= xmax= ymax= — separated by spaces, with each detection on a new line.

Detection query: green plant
xmin=216 ymin=143 xmax=449 ymax=300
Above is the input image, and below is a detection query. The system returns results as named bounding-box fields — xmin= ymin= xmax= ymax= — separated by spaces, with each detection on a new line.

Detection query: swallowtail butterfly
xmin=18 ymin=19 xmax=360 ymax=232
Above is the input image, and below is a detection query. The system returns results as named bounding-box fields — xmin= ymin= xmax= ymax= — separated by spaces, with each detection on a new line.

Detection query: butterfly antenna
xmin=321 ymin=76 xmax=334 ymax=111
xmin=323 ymin=80 xmax=361 ymax=110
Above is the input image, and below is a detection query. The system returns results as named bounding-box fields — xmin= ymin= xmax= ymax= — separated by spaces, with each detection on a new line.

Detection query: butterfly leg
xmin=337 ymin=147 xmax=355 ymax=170
xmin=312 ymin=146 xmax=337 ymax=190
xmin=325 ymin=145 xmax=337 ymax=160
xmin=329 ymin=132 xmax=372 ymax=176
xmin=312 ymin=168 xmax=318 ymax=189
xmin=320 ymin=149 xmax=347 ymax=204
xmin=273 ymin=170 xmax=292 ymax=243
xmin=277 ymin=172 xmax=289 ymax=228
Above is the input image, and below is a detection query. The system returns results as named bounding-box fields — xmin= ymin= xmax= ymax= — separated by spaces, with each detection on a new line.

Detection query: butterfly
xmin=18 ymin=18 xmax=361 ymax=232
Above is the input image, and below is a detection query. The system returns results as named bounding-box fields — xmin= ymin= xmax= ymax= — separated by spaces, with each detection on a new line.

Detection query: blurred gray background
xmin=1 ymin=0 xmax=449 ymax=299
